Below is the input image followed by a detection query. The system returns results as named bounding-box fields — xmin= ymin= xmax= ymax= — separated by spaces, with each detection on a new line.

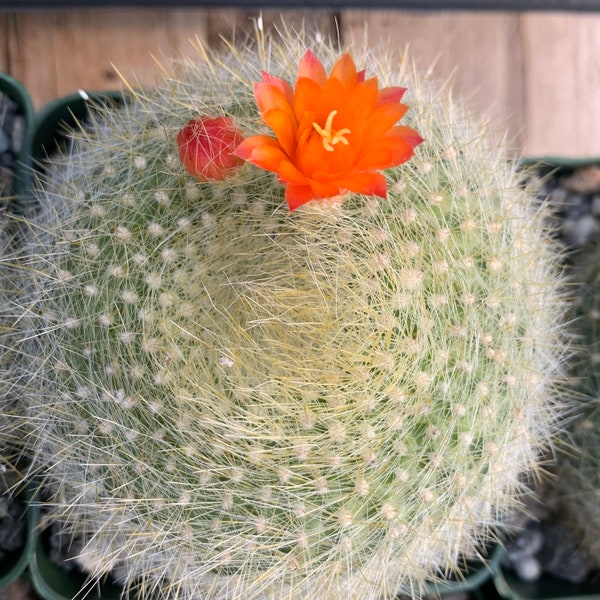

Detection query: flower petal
xmin=285 ymin=179 xmax=343 ymax=211
xmin=355 ymin=140 xmax=413 ymax=171
xmin=261 ymin=71 xmax=294 ymax=104
xmin=278 ymin=158 xmax=311 ymax=186
xmin=339 ymin=79 xmax=379 ymax=121
xmin=385 ymin=125 xmax=425 ymax=149
xmin=354 ymin=145 xmax=396 ymax=172
xmin=356 ymin=127 xmax=423 ymax=170
xmin=364 ymin=103 xmax=409 ymax=140
xmin=294 ymin=77 xmax=322 ymax=123
xmin=254 ymin=82 xmax=296 ymax=121
xmin=333 ymin=78 xmax=379 ymax=148
xmin=285 ymin=183 xmax=319 ymax=211
xmin=330 ymin=53 xmax=358 ymax=87
xmin=377 ymin=86 xmax=407 ymax=106
xmin=297 ymin=50 xmax=328 ymax=87
xmin=262 ymin=108 xmax=297 ymax=158
xmin=235 ymin=135 xmax=287 ymax=172
xmin=335 ymin=172 xmax=388 ymax=198
xmin=309 ymin=178 xmax=343 ymax=198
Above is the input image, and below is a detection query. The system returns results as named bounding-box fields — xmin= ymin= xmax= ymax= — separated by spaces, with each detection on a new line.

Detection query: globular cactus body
xmin=2 ymin=33 xmax=566 ymax=599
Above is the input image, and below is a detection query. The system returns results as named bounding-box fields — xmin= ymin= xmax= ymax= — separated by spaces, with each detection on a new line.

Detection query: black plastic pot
xmin=27 ymin=505 xmax=123 ymax=600
xmin=419 ymin=543 xmax=505 ymax=598
xmin=0 ymin=72 xmax=35 ymax=199
xmin=495 ymin=562 xmax=600 ymax=600
xmin=0 ymin=483 xmax=38 ymax=591
xmin=30 ymin=90 xmax=123 ymax=164
xmin=25 ymin=88 xmax=124 ymax=200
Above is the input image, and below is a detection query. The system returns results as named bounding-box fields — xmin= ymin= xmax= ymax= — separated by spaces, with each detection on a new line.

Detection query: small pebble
xmin=513 ymin=555 xmax=542 ymax=582
xmin=11 ymin=113 xmax=25 ymax=153
xmin=511 ymin=525 xmax=544 ymax=556
xmin=540 ymin=521 xmax=595 ymax=583
xmin=0 ymin=130 xmax=10 ymax=154
xmin=563 ymin=214 xmax=599 ymax=248
xmin=546 ymin=186 xmax=570 ymax=212
xmin=531 ymin=165 xmax=600 ymax=253
xmin=506 ymin=162 xmax=600 ymax=588
xmin=0 ymin=578 xmax=39 ymax=600
xmin=592 ymin=194 xmax=600 ymax=217
xmin=561 ymin=165 xmax=600 ymax=194
xmin=0 ymin=495 xmax=26 ymax=558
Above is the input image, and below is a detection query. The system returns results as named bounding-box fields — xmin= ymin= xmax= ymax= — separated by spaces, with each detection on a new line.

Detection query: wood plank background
xmin=1 ymin=8 xmax=599 ymax=158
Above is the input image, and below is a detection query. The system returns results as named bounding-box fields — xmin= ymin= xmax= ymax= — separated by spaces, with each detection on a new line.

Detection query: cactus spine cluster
xmin=1 ymin=31 xmax=567 ymax=599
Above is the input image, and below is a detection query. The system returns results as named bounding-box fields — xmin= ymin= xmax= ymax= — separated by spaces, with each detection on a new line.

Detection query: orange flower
xmin=235 ymin=50 xmax=423 ymax=211
xmin=177 ymin=116 xmax=245 ymax=181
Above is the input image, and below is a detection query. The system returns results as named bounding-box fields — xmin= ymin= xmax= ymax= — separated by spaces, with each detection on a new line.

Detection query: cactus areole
xmin=9 ymin=36 xmax=566 ymax=600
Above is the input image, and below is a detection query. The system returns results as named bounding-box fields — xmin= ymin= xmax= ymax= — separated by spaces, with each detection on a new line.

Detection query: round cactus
xmin=551 ymin=248 xmax=600 ymax=564
xmin=0 ymin=220 xmax=29 ymax=474
xmin=2 ymin=32 xmax=567 ymax=599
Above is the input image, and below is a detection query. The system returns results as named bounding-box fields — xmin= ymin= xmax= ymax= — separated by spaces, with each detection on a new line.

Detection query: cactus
xmin=551 ymin=247 xmax=600 ymax=565
xmin=1 ymin=30 xmax=568 ymax=599
xmin=0 ymin=218 xmax=29 ymax=475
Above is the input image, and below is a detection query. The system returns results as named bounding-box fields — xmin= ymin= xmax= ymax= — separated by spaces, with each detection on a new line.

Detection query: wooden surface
xmin=343 ymin=11 xmax=525 ymax=149
xmin=1 ymin=8 xmax=600 ymax=158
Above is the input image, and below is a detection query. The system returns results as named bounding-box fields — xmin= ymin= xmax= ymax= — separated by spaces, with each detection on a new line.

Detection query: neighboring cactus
xmin=1 ymin=31 xmax=568 ymax=599
xmin=0 ymin=219 xmax=30 ymax=475
xmin=552 ymin=248 xmax=600 ymax=564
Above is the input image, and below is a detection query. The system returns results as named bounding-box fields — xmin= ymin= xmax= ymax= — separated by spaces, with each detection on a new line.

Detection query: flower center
xmin=313 ymin=110 xmax=351 ymax=152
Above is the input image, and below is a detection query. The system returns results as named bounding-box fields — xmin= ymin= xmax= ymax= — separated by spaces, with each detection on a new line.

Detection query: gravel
xmin=502 ymin=162 xmax=600 ymax=588
xmin=530 ymin=163 xmax=600 ymax=253
xmin=502 ymin=504 xmax=598 ymax=585
xmin=0 ymin=493 xmax=26 ymax=561
xmin=0 ymin=470 xmax=38 ymax=600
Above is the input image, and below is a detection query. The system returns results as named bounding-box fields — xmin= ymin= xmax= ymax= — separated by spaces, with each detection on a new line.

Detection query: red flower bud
xmin=177 ymin=116 xmax=245 ymax=181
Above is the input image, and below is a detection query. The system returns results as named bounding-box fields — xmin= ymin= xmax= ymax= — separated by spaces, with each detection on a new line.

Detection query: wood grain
xmin=5 ymin=9 xmax=339 ymax=110
xmin=342 ymin=11 xmax=524 ymax=150
xmin=205 ymin=9 xmax=339 ymax=50
xmin=6 ymin=9 xmax=210 ymax=109
xmin=3 ymin=9 xmax=600 ymax=157
xmin=521 ymin=12 xmax=600 ymax=157
xmin=0 ymin=15 xmax=8 ymax=74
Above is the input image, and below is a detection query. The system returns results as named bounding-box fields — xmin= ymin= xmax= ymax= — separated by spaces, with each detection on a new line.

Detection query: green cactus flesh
xmin=6 ymin=37 xmax=566 ymax=599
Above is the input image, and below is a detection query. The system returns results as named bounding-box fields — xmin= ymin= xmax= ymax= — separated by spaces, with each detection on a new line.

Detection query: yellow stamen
xmin=313 ymin=110 xmax=351 ymax=152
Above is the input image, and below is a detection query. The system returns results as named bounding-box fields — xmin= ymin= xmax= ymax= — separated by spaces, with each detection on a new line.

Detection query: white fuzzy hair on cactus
xmin=0 ymin=24 xmax=569 ymax=600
